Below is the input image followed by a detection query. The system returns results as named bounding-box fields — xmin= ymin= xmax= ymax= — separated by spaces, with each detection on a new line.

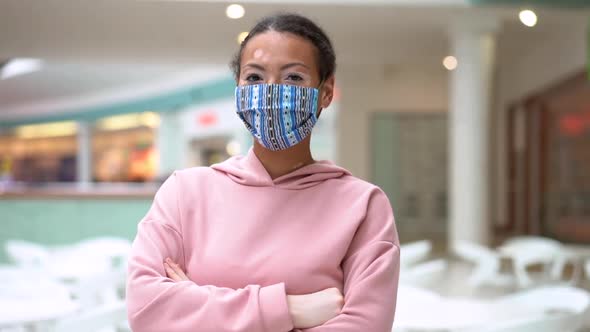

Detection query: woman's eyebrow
xmin=281 ymin=62 xmax=310 ymax=70
xmin=243 ymin=63 xmax=265 ymax=71
xmin=243 ymin=62 xmax=310 ymax=71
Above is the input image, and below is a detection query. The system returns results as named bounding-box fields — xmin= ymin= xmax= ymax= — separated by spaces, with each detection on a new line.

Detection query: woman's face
xmin=238 ymin=31 xmax=334 ymax=110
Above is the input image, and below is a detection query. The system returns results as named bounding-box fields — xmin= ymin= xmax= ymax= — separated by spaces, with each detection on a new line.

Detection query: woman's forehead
xmin=241 ymin=31 xmax=317 ymax=67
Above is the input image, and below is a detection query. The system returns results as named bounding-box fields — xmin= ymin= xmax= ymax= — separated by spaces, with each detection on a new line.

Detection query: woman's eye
xmin=286 ymin=74 xmax=304 ymax=82
xmin=245 ymin=74 xmax=262 ymax=82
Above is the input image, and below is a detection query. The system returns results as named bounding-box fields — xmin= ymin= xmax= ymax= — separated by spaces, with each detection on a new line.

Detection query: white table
xmin=46 ymin=257 xmax=112 ymax=282
xmin=0 ymin=299 xmax=79 ymax=328
xmin=0 ymin=276 xmax=79 ymax=329
xmin=393 ymin=285 xmax=586 ymax=332
xmin=394 ymin=285 xmax=544 ymax=331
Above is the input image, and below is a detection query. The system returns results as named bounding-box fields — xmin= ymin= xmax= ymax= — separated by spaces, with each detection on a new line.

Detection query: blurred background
xmin=0 ymin=0 xmax=589 ymax=331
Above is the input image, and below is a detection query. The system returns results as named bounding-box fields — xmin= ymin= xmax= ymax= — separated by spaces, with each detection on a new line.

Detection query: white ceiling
xmin=0 ymin=0 xmax=588 ymax=122
xmin=0 ymin=0 xmax=461 ymax=63
xmin=0 ymin=63 xmax=229 ymax=121
xmin=1 ymin=63 xmax=186 ymax=108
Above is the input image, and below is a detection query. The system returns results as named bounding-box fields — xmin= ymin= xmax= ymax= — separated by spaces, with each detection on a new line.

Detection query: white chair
xmin=0 ymin=278 xmax=78 ymax=331
xmin=74 ymin=237 xmax=131 ymax=263
xmin=498 ymin=237 xmax=563 ymax=288
xmin=399 ymin=258 xmax=447 ymax=286
xmin=70 ymin=267 xmax=127 ymax=309
xmin=452 ymin=241 xmax=514 ymax=288
xmin=53 ymin=301 xmax=127 ymax=332
xmin=0 ymin=327 xmax=26 ymax=332
xmin=57 ymin=239 xmax=129 ymax=309
xmin=502 ymin=236 xmax=561 ymax=248
xmin=0 ymin=265 xmax=44 ymax=282
xmin=550 ymin=248 xmax=584 ymax=285
xmin=4 ymin=240 xmax=51 ymax=268
xmin=54 ymin=237 xmax=131 ymax=267
xmin=502 ymin=236 xmax=580 ymax=284
xmin=400 ymin=240 xmax=432 ymax=267
xmin=47 ymin=250 xmax=113 ymax=282
xmin=48 ymin=237 xmax=131 ymax=282
xmin=0 ymin=278 xmax=72 ymax=303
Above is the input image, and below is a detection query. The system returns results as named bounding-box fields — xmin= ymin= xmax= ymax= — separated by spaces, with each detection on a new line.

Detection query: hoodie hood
xmin=211 ymin=148 xmax=351 ymax=190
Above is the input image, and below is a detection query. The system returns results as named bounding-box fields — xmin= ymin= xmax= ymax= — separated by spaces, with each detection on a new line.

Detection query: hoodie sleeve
xmin=126 ymin=172 xmax=294 ymax=332
xmin=295 ymin=188 xmax=400 ymax=332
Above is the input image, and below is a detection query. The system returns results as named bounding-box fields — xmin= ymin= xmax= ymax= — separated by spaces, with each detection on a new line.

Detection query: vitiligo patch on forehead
xmin=253 ymin=49 xmax=269 ymax=61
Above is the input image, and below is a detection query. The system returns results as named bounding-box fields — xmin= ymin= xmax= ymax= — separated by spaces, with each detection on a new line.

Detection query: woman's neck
xmin=253 ymin=136 xmax=315 ymax=180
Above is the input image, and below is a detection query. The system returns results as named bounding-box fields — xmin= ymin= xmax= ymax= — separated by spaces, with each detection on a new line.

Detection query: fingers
xmin=173 ymin=265 xmax=190 ymax=281
xmin=164 ymin=262 xmax=182 ymax=281
xmin=164 ymin=257 xmax=190 ymax=282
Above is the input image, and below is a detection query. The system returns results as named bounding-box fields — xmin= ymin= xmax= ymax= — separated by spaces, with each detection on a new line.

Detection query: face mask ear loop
xmin=316 ymin=80 xmax=325 ymax=119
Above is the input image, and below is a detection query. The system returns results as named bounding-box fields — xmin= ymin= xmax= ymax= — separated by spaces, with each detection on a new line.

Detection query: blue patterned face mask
xmin=235 ymin=83 xmax=320 ymax=151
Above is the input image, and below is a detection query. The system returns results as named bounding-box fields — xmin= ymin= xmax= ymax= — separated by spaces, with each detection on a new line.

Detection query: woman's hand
xmin=287 ymin=287 xmax=344 ymax=329
xmin=164 ymin=257 xmax=189 ymax=282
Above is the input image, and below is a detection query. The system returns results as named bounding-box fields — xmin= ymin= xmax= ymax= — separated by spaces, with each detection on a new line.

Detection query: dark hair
xmin=230 ymin=13 xmax=336 ymax=82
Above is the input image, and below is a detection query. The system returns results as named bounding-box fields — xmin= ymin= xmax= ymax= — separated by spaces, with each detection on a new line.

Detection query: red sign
xmin=197 ymin=111 xmax=218 ymax=127
xmin=559 ymin=113 xmax=585 ymax=137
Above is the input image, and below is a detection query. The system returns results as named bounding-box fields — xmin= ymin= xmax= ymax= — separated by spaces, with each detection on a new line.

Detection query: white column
xmin=156 ymin=111 xmax=184 ymax=179
xmin=449 ymin=18 xmax=499 ymax=247
xmin=77 ymin=121 xmax=92 ymax=188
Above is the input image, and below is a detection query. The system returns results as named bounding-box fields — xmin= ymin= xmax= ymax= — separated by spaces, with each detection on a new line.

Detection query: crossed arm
xmin=126 ymin=174 xmax=399 ymax=332
xmin=163 ymin=257 xmax=344 ymax=330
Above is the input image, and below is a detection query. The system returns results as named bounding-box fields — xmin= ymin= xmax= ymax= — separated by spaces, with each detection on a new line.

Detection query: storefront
xmin=506 ymin=70 xmax=590 ymax=243
xmin=181 ymin=99 xmax=247 ymax=167
xmin=0 ymin=113 xmax=160 ymax=185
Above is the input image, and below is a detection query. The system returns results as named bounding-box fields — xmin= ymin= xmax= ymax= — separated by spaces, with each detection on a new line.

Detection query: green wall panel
xmin=0 ymin=198 xmax=153 ymax=263
xmin=371 ymin=113 xmax=401 ymax=212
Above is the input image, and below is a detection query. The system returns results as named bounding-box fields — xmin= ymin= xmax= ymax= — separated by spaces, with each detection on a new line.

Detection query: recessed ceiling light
xmin=1 ymin=58 xmax=43 ymax=80
xmin=443 ymin=56 xmax=458 ymax=71
xmin=237 ymin=31 xmax=249 ymax=44
xmin=519 ymin=9 xmax=538 ymax=27
xmin=226 ymin=4 xmax=245 ymax=19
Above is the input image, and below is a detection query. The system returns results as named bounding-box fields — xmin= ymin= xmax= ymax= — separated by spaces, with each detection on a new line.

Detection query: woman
xmin=126 ymin=13 xmax=400 ymax=332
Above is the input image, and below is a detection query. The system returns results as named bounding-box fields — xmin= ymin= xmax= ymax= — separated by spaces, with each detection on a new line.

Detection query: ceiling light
xmin=1 ymin=58 xmax=43 ymax=80
xmin=519 ymin=9 xmax=537 ymax=27
xmin=237 ymin=31 xmax=249 ymax=45
xmin=226 ymin=4 xmax=245 ymax=19
xmin=443 ymin=56 xmax=458 ymax=71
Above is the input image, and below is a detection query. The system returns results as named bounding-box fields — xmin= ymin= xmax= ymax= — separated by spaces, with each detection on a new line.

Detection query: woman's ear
xmin=319 ymin=76 xmax=336 ymax=110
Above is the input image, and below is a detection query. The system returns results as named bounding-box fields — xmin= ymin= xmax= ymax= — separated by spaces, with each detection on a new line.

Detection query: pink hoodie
xmin=126 ymin=149 xmax=400 ymax=332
